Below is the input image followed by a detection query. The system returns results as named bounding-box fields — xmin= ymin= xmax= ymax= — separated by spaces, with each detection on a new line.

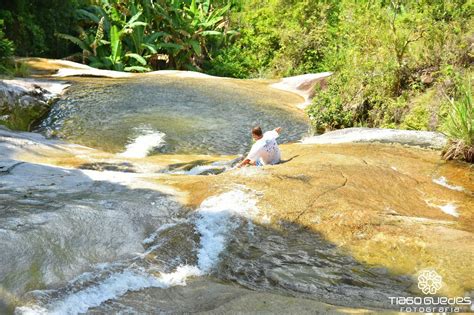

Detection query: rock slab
xmin=0 ymin=79 xmax=70 ymax=131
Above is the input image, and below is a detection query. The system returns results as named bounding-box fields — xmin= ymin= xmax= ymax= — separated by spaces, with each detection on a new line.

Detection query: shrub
xmin=207 ymin=0 xmax=339 ymax=78
xmin=306 ymin=74 xmax=356 ymax=132
xmin=306 ymin=0 xmax=473 ymax=132
xmin=399 ymin=89 xmax=438 ymax=131
xmin=0 ymin=0 xmax=86 ymax=58
xmin=0 ymin=19 xmax=14 ymax=74
xmin=58 ymin=0 xmax=235 ymax=72
xmin=12 ymin=61 xmax=31 ymax=77
xmin=442 ymin=77 xmax=474 ymax=163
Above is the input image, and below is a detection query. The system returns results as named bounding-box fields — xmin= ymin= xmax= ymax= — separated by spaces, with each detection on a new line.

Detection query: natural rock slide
xmin=0 ymin=59 xmax=472 ymax=314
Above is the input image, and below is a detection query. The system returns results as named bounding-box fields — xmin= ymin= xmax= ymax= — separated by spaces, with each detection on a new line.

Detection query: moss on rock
xmin=0 ymin=79 xmax=67 ymax=131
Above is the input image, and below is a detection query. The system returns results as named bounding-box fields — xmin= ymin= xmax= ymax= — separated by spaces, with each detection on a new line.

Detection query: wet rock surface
xmin=88 ymin=278 xmax=356 ymax=315
xmin=271 ymin=72 xmax=333 ymax=109
xmin=78 ymin=161 xmax=137 ymax=173
xmin=170 ymin=142 xmax=473 ymax=297
xmin=0 ymin=127 xmax=184 ymax=313
xmin=0 ymin=79 xmax=69 ymax=131
xmin=302 ymin=127 xmax=447 ymax=149
xmin=2 ymin=125 xmax=473 ymax=313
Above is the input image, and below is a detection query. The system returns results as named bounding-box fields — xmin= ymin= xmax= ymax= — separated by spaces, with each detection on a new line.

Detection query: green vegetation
xmin=0 ymin=0 xmax=473 ymax=161
xmin=0 ymin=19 xmax=15 ymax=74
xmin=208 ymin=0 xmax=473 ymax=162
xmin=304 ymin=1 xmax=473 ymax=134
xmin=57 ymin=0 xmax=235 ymax=71
xmin=206 ymin=0 xmax=340 ymax=78
xmin=0 ymin=0 xmax=85 ymax=58
xmin=442 ymin=77 xmax=473 ymax=162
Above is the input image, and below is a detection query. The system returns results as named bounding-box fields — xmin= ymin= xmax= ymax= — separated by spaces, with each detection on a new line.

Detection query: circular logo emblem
xmin=417 ymin=270 xmax=442 ymax=295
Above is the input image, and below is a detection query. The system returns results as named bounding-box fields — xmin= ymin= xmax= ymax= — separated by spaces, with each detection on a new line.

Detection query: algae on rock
xmin=0 ymin=79 xmax=69 ymax=131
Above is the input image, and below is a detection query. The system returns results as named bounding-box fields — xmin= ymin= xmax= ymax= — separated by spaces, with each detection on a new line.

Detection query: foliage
xmin=442 ymin=77 xmax=474 ymax=162
xmin=306 ymin=76 xmax=356 ymax=132
xmin=0 ymin=18 xmax=29 ymax=77
xmin=1 ymin=0 xmax=472 ymax=162
xmin=399 ymin=89 xmax=436 ymax=131
xmin=58 ymin=0 xmax=235 ymax=72
xmin=0 ymin=19 xmax=15 ymax=74
xmin=0 ymin=0 xmax=86 ymax=58
xmin=12 ymin=61 xmax=31 ymax=77
xmin=204 ymin=0 xmax=473 ymax=137
xmin=207 ymin=0 xmax=340 ymax=78
xmin=305 ymin=0 xmax=473 ymax=132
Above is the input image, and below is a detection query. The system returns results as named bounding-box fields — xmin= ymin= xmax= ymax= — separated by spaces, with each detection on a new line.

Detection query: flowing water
xmin=2 ymin=75 xmax=418 ymax=314
xmin=9 ymin=188 xmax=413 ymax=314
xmin=36 ymin=76 xmax=309 ymax=156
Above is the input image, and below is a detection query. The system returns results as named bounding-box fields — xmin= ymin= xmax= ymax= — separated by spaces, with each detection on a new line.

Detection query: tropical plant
xmin=57 ymin=0 xmax=234 ymax=72
xmin=136 ymin=0 xmax=234 ymax=70
xmin=304 ymin=0 xmax=473 ymax=132
xmin=442 ymin=78 xmax=474 ymax=163
xmin=207 ymin=0 xmax=340 ymax=78
xmin=58 ymin=3 xmax=150 ymax=72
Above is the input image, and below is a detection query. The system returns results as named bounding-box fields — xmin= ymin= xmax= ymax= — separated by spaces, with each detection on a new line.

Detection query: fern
xmin=55 ymin=32 xmax=91 ymax=53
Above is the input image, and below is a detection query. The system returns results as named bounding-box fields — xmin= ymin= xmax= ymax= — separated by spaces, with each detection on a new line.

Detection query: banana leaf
xmin=126 ymin=53 xmax=147 ymax=65
xmin=110 ymin=25 xmax=122 ymax=64
xmin=201 ymin=30 xmax=223 ymax=36
xmin=76 ymin=9 xmax=101 ymax=23
xmin=190 ymin=40 xmax=201 ymax=55
xmin=141 ymin=43 xmax=157 ymax=54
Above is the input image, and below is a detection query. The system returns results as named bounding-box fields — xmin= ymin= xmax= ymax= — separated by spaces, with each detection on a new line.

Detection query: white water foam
xmin=142 ymin=189 xmax=259 ymax=269
xmin=16 ymin=189 xmax=259 ymax=315
xmin=438 ymin=203 xmax=459 ymax=217
xmin=16 ymin=267 xmax=202 ymax=315
xmin=185 ymin=164 xmax=221 ymax=175
xmin=119 ymin=128 xmax=166 ymax=158
xmin=195 ymin=189 xmax=259 ymax=272
xmin=170 ymin=156 xmax=243 ymax=175
xmin=432 ymin=176 xmax=465 ymax=192
xmin=425 ymin=200 xmax=460 ymax=217
xmin=171 ymin=164 xmax=227 ymax=175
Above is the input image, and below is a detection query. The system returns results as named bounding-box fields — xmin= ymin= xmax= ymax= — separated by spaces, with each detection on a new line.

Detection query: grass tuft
xmin=441 ymin=78 xmax=473 ymax=163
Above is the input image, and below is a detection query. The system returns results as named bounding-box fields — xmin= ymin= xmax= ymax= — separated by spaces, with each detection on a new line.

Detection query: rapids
xmin=1 ymin=63 xmax=473 ymax=314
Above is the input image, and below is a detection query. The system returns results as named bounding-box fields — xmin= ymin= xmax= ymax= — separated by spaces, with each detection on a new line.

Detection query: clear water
xmin=11 ymin=195 xmax=414 ymax=314
xmin=89 ymin=220 xmax=414 ymax=313
xmin=37 ymin=76 xmax=310 ymax=155
xmin=0 ymin=164 xmax=184 ymax=314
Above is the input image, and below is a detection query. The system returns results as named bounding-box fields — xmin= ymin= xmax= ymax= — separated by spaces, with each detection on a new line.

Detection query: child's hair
xmin=252 ymin=126 xmax=263 ymax=137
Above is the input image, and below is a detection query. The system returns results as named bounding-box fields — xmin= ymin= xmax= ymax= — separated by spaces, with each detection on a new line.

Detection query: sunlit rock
xmin=0 ymin=79 xmax=69 ymax=130
xmin=271 ymin=72 xmax=333 ymax=109
xmin=301 ymin=127 xmax=447 ymax=149
xmin=169 ymin=141 xmax=473 ymax=297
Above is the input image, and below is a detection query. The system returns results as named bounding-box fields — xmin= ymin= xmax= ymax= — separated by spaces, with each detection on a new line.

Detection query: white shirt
xmin=246 ymin=130 xmax=281 ymax=165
